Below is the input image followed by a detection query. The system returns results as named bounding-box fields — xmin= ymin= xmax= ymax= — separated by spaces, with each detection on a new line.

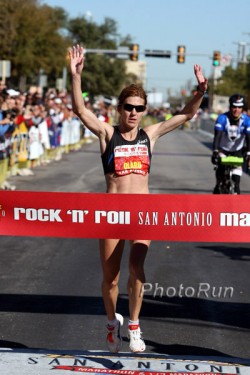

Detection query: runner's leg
xmin=127 ymin=240 xmax=150 ymax=352
xmin=99 ymin=238 xmax=125 ymax=320
xmin=127 ymin=240 xmax=150 ymax=321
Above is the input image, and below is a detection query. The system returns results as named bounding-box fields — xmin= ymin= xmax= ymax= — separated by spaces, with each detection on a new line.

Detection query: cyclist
xmin=211 ymin=94 xmax=250 ymax=194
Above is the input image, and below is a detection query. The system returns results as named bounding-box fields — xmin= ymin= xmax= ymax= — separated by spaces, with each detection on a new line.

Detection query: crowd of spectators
xmin=0 ymin=81 xmax=91 ymax=188
xmin=0 ymin=82 xmax=84 ymax=166
xmin=0 ymin=81 xmax=120 ymax=189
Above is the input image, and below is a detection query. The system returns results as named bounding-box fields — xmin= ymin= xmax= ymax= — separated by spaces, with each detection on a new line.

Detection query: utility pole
xmin=233 ymin=41 xmax=250 ymax=65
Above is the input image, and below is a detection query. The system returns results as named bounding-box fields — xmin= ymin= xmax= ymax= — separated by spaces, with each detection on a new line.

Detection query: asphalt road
xmin=1 ymin=129 xmax=250 ymax=360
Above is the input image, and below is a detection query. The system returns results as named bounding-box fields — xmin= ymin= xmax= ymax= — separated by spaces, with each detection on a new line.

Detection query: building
xmin=125 ymin=60 xmax=147 ymax=87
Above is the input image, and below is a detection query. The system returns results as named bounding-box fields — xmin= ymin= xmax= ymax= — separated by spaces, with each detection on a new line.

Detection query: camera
xmin=1 ymin=109 xmax=17 ymax=121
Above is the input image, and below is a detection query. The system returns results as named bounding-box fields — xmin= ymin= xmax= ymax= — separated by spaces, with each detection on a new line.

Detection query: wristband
xmin=197 ymin=85 xmax=206 ymax=94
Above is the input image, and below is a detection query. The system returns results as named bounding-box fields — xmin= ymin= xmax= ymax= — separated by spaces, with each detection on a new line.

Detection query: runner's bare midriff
xmin=105 ymin=173 xmax=149 ymax=194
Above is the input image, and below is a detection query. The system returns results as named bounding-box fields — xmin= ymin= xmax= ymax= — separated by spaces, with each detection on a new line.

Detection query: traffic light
xmin=130 ymin=44 xmax=139 ymax=61
xmin=177 ymin=45 xmax=186 ymax=63
xmin=213 ymin=50 xmax=221 ymax=66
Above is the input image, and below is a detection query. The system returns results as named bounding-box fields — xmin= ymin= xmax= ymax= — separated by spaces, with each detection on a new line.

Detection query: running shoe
xmin=106 ymin=313 xmax=124 ymax=353
xmin=128 ymin=325 xmax=146 ymax=352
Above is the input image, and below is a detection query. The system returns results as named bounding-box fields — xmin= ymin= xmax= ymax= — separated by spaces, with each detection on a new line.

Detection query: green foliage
xmin=0 ymin=0 xmax=69 ymax=86
xmin=212 ymin=63 xmax=250 ymax=97
xmin=81 ymin=54 xmax=126 ymax=97
xmin=0 ymin=2 xmax=131 ymax=94
xmin=67 ymin=16 xmax=128 ymax=96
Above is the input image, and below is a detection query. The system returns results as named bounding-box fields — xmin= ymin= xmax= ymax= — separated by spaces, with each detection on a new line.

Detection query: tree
xmin=67 ymin=16 xmax=129 ymax=96
xmin=0 ymin=3 xmax=136 ymax=94
xmin=212 ymin=64 xmax=249 ymax=97
xmin=0 ymin=0 xmax=69 ymax=88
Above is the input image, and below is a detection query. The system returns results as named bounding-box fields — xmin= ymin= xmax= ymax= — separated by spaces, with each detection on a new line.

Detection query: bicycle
xmin=214 ymin=156 xmax=244 ymax=194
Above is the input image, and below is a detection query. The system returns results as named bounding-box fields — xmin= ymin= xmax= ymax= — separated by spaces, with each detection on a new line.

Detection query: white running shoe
xmin=106 ymin=313 xmax=124 ymax=353
xmin=128 ymin=325 xmax=146 ymax=353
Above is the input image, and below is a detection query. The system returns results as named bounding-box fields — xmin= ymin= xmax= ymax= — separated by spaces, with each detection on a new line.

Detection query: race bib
xmin=114 ymin=144 xmax=149 ymax=176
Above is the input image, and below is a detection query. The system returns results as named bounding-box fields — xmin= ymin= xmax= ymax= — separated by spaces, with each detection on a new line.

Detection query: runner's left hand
xmin=194 ymin=64 xmax=208 ymax=92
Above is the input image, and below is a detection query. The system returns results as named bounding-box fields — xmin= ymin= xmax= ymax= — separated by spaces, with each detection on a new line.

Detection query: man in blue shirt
xmin=211 ymin=94 xmax=250 ymax=194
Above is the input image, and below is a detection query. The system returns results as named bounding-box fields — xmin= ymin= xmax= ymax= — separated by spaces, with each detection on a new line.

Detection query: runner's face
xmin=119 ymin=96 xmax=146 ymax=128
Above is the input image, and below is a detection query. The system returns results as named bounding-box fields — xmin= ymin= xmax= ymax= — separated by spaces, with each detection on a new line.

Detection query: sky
xmin=43 ymin=0 xmax=250 ymax=99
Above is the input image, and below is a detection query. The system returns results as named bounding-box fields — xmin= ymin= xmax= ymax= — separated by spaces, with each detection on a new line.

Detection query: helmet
xmin=229 ymin=94 xmax=245 ymax=108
